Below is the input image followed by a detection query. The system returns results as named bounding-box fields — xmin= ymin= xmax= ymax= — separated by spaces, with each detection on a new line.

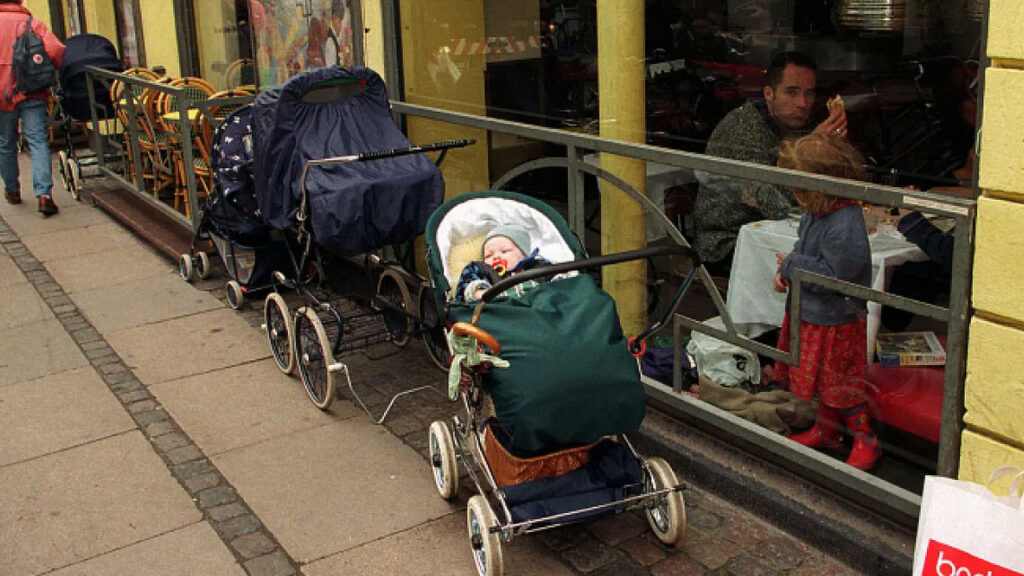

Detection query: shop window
xmin=250 ymin=0 xmax=357 ymax=89
xmin=193 ymin=0 xmax=256 ymax=90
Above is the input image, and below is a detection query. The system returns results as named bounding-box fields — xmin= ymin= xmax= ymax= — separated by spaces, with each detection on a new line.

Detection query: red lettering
xmin=924 ymin=540 xmax=1021 ymax=576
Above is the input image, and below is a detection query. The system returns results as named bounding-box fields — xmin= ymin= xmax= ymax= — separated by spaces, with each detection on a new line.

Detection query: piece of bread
xmin=827 ymin=94 xmax=845 ymax=115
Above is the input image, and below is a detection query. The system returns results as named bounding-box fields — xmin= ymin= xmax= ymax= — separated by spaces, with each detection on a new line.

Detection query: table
xmin=725 ymin=218 xmax=928 ymax=362
xmin=583 ymin=154 xmax=695 ymax=241
xmin=160 ymin=109 xmax=200 ymax=124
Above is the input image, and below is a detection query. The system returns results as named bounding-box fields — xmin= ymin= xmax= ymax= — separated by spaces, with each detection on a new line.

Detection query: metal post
xmin=175 ymin=88 xmax=200 ymax=233
xmin=567 ymin=145 xmax=586 ymax=238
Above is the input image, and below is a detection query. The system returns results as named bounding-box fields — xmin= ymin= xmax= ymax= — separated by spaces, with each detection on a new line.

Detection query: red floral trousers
xmin=774 ymin=312 xmax=867 ymax=410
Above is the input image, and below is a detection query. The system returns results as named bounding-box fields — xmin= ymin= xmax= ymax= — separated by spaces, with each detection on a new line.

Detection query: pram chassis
xmin=262 ymin=140 xmax=473 ymax=417
xmin=428 ymin=244 xmax=700 ymax=576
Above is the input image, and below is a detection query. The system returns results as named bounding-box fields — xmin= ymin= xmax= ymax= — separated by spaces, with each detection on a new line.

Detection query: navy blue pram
xmin=179 ymin=104 xmax=298 ymax=311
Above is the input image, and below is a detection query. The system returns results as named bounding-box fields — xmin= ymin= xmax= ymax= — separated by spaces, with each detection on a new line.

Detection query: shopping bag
xmin=912 ymin=467 xmax=1024 ymax=576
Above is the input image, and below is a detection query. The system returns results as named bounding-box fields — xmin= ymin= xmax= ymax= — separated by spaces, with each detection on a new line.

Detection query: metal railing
xmin=391 ymin=99 xmax=975 ymax=525
xmin=84 ymin=67 xmax=254 ymax=234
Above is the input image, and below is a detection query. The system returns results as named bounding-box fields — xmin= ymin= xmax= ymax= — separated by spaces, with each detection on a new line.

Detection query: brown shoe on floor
xmin=38 ymin=195 xmax=58 ymax=216
xmin=4 ymin=190 xmax=20 ymax=204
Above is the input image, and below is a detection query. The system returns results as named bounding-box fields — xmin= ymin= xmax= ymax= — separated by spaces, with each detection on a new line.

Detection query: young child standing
xmin=772 ymin=132 xmax=880 ymax=471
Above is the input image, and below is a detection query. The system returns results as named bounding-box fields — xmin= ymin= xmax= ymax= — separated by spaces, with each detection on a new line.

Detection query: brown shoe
xmin=38 ymin=196 xmax=58 ymax=216
xmin=4 ymin=190 xmax=20 ymax=204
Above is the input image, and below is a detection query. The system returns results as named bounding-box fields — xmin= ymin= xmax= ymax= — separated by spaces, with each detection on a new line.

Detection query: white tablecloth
xmin=725 ymin=218 xmax=928 ymax=362
xmin=583 ymin=154 xmax=694 ymax=241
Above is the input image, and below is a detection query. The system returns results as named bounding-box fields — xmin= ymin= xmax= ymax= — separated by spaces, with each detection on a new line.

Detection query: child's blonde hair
xmin=778 ymin=132 xmax=865 ymax=214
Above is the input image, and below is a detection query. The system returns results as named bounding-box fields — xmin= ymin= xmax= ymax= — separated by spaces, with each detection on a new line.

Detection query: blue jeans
xmin=0 ymin=99 xmax=52 ymax=198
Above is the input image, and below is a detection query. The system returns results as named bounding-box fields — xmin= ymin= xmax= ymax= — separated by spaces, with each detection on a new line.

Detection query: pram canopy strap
xmin=451 ymin=274 xmax=646 ymax=453
xmin=252 ymin=67 xmax=444 ymax=256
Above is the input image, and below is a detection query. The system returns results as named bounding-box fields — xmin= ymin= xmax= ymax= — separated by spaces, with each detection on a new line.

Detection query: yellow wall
xmin=362 ymin=0 xmax=385 ymax=83
xmin=23 ymin=0 xmax=51 ymax=29
xmin=961 ymin=0 xmax=1024 ymax=488
xmin=83 ymin=1 xmax=117 ymax=45
xmin=138 ymin=0 xmax=180 ymax=76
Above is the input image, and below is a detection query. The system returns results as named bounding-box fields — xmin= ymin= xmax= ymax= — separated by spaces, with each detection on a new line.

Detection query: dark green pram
xmin=422 ymin=190 xmax=700 ymax=576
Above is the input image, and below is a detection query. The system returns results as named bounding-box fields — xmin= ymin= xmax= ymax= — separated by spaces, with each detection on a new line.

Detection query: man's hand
xmin=812 ymin=102 xmax=847 ymax=137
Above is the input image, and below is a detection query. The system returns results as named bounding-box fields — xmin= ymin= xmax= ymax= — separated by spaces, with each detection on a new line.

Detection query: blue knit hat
xmin=483 ymin=224 xmax=531 ymax=257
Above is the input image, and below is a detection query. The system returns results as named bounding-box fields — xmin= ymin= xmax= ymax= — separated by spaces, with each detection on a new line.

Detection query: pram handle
xmin=473 ymin=244 xmax=701 ymax=352
xmin=304 ymin=139 xmax=475 ymax=168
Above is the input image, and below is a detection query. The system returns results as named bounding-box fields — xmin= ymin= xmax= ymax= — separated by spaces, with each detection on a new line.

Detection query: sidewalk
xmin=1 ymin=157 xmax=866 ymax=576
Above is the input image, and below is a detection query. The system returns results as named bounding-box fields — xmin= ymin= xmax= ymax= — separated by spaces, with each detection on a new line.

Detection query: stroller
xmin=53 ymin=33 xmax=125 ymax=200
xmin=252 ymin=66 xmax=472 ymax=413
xmin=423 ymin=190 xmax=699 ymax=576
xmin=177 ymin=104 xmax=299 ymax=310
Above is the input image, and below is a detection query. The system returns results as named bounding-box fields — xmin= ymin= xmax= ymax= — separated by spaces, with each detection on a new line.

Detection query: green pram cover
xmin=451 ymin=274 xmax=646 ymax=453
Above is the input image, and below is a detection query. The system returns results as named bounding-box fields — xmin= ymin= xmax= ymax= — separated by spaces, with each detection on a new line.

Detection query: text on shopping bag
xmin=924 ymin=540 xmax=1024 ymax=576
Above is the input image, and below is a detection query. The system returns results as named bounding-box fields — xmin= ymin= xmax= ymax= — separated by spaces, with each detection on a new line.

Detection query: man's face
xmin=764 ymin=65 xmax=817 ymax=130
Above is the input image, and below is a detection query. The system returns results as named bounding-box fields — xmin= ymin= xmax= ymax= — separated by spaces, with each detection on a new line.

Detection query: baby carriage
xmin=53 ymin=33 xmax=125 ymax=200
xmin=252 ymin=66 xmax=472 ymax=413
xmin=423 ymin=190 xmax=699 ymax=576
xmin=177 ymin=104 xmax=299 ymax=310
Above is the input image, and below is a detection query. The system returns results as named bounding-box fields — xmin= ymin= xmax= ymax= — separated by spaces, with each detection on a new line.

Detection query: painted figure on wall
xmin=250 ymin=0 xmax=355 ymax=89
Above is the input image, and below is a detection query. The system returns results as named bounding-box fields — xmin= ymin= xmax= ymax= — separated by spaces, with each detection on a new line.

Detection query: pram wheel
xmin=295 ymin=306 xmax=337 ymax=409
xmin=67 ymin=157 xmax=83 ymax=200
xmin=264 ymin=293 xmax=295 ymax=375
xmin=57 ymin=150 xmax=71 ymax=195
xmin=418 ymin=286 xmax=451 ymax=372
xmin=195 ymin=252 xmax=211 ymax=280
xmin=178 ymin=254 xmax=195 ymax=282
xmin=642 ymin=457 xmax=686 ymax=546
xmin=467 ymin=495 xmax=503 ymax=576
xmin=428 ymin=420 xmax=459 ymax=499
xmin=226 ymin=280 xmax=245 ymax=310
xmin=377 ymin=270 xmax=413 ymax=347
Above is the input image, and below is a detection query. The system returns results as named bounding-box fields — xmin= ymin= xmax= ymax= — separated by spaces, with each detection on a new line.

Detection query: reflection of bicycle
xmin=545 ymin=3 xmax=597 ymax=55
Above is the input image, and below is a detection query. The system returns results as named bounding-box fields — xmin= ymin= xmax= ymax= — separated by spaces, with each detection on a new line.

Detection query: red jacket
xmin=0 ymin=2 xmax=65 ymax=111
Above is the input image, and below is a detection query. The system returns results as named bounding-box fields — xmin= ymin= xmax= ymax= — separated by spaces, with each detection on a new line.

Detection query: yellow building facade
xmin=961 ymin=0 xmax=1024 ymax=487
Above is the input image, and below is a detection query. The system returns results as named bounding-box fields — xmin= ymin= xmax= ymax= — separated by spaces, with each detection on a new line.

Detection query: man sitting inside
xmin=693 ymin=51 xmax=848 ymax=275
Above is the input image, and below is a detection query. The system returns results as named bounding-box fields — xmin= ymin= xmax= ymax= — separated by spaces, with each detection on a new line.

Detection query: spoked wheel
xmin=418 ymin=286 xmax=451 ymax=372
xmin=428 ymin=420 xmax=459 ymax=499
xmin=377 ymin=270 xmax=413 ymax=347
xmin=467 ymin=495 xmax=503 ymax=576
xmin=178 ymin=253 xmax=195 ymax=282
xmin=225 ymin=280 xmax=245 ymax=310
xmin=643 ymin=457 xmax=686 ymax=546
xmin=195 ymin=251 xmax=212 ymax=280
xmin=68 ymin=158 xmax=83 ymax=200
xmin=294 ymin=306 xmax=336 ymax=410
xmin=264 ymin=293 xmax=295 ymax=375
xmin=57 ymin=150 xmax=71 ymax=193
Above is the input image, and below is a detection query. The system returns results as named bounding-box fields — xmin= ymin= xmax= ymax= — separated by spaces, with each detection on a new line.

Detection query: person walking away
xmin=771 ymin=132 xmax=881 ymax=471
xmin=0 ymin=0 xmax=65 ymax=216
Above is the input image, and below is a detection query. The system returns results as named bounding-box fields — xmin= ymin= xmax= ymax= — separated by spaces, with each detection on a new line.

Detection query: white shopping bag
xmin=912 ymin=467 xmax=1024 ymax=576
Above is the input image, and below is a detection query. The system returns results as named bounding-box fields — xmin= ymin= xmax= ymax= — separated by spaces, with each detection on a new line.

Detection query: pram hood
xmin=252 ymin=66 xmax=443 ymax=257
xmin=58 ymin=34 xmax=123 ymax=122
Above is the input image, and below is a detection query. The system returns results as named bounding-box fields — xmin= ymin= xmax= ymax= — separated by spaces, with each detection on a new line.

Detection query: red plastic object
xmin=864 ymin=362 xmax=944 ymax=444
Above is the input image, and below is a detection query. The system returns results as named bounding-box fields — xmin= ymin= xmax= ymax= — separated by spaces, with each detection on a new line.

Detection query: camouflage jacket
xmin=694 ymin=101 xmax=809 ymax=265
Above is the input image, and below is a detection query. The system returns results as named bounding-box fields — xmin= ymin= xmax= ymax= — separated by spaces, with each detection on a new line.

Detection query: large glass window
xmin=395 ymin=0 xmax=981 ymax=495
xmin=195 ymin=0 xmax=255 ymax=90
xmin=250 ymin=0 xmax=357 ymax=89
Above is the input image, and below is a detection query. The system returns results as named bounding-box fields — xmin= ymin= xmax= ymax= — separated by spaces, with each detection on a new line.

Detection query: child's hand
xmin=775 ymin=252 xmax=787 ymax=267
xmin=773 ymin=273 xmax=790 ymax=293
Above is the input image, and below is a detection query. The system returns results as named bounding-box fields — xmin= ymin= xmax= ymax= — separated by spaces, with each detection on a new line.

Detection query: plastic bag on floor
xmin=686 ymin=317 xmax=760 ymax=388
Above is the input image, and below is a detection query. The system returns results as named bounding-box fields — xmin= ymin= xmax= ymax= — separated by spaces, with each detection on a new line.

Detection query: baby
xmin=456 ymin=224 xmax=545 ymax=302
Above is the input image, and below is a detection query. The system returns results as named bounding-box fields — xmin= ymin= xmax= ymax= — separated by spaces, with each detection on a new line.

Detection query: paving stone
xmin=717 ymin=514 xmax=776 ymax=548
xmin=207 ymin=501 xmax=249 ymax=522
xmin=721 ymin=554 xmax=776 ymax=576
xmin=244 ymin=550 xmax=296 ymax=576
xmin=562 ymin=538 xmax=619 ymax=573
xmin=128 ymin=399 xmax=158 ymax=413
xmin=71 ymin=327 xmax=101 ymax=343
xmin=231 ymin=532 xmax=277 ymax=560
xmin=103 ymin=371 xmax=134 ymax=385
xmin=588 ymin=511 xmax=650 ymax=546
xmin=98 ymin=362 xmax=128 ymax=375
xmin=790 ymin=555 xmax=860 ymax=576
xmin=145 ymin=420 xmax=178 ymax=437
xmin=197 ymin=485 xmax=237 ymax=508
xmin=589 ymin=558 xmax=649 ymax=576
xmin=118 ymin=389 xmax=152 ymax=404
xmin=52 ymin=304 xmax=76 ymax=314
xmin=384 ymin=414 xmax=423 ymax=437
xmin=747 ymin=535 xmax=807 ymax=571
xmin=216 ymin=513 xmax=262 ymax=540
xmin=650 ymin=553 xmax=706 ymax=576
xmin=80 ymin=340 xmax=109 ymax=352
xmin=151 ymin=432 xmax=191 ymax=452
xmin=172 ymin=459 xmax=212 ymax=479
xmin=133 ymin=408 xmax=169 ymax=426
xmin=619 ymin=536 xmax=668 ymax=566
xmin=165 ymin=444 xmax=204 ymax=465
xmin=537 ymin=525 xmax=590 ymax=552
xmin=685 ymin=535 xmax=742 ymax=570
xmin=86 ymin=347 xmax=117 ymax=361
xmin=687 ymin=504 xmax=725 ymax=532
xmin=183 ymin=471 xmax=221 ymax=493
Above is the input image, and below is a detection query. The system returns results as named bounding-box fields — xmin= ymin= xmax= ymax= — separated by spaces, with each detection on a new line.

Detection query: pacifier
xmin=492 ymin=258 xmax=508 ymax=276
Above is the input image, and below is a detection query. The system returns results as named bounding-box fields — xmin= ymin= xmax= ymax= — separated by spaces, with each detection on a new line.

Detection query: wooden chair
xmin=110 ymin=68 xmax=164 ymax=185
xmin=224 ymin=58 xmax=256 ymax=91
xmin=157 ymin=77 xmax=216 ymax=216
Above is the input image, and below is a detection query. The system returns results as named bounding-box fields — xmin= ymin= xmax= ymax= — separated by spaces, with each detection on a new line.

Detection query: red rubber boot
xmin=842 ymin=404 xmax=882 ymax=471
xmin=788 ymin=404 xmax=842 ymax=449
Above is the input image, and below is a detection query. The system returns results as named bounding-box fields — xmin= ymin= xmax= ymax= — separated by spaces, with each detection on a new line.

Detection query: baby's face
xmin=483 ymin=236 xmax=525 ymax=270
